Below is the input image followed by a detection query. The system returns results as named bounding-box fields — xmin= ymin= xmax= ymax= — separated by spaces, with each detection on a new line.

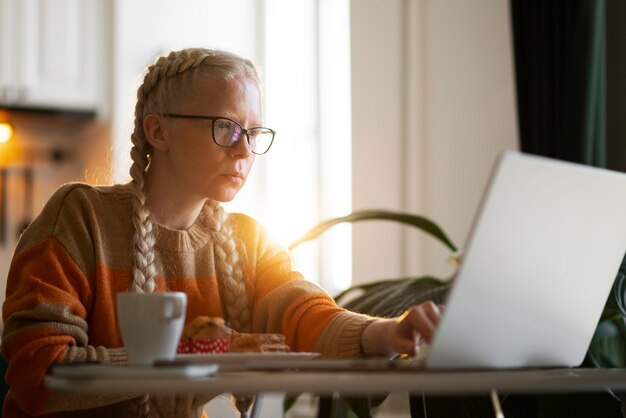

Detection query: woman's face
xmin=158 ymin=76 xmax=262 ymax=202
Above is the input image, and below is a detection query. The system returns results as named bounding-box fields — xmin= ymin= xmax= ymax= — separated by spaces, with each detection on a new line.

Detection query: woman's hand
xmin=360 ymin=301 xmax=444 ymax=357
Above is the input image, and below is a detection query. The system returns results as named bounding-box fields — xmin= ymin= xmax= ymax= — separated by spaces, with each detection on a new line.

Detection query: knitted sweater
xmin=1 ymin=183 xmax=375 ymax=418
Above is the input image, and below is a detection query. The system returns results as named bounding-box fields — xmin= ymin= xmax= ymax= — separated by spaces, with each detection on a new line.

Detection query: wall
xmin=351 ymin=0 xmax=519 ymax=285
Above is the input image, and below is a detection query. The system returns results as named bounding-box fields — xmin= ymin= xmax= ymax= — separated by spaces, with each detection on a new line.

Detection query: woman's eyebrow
xmin=222 ymin=112 xmax=263 ymax=128
xmin=222 ymin=111 xmax=239 ymax=120
xmin=221 ymin=112 xmax=247 ymax=125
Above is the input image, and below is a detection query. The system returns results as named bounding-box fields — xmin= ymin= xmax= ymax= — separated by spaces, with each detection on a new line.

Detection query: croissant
xmin=181 ymin=316 xmax=233 ymax=340
xmin=229 ymin=332 xmax=290 ymax=353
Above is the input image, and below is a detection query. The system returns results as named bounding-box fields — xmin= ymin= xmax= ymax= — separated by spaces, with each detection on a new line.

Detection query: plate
xmin=50 ymin=363 xmax=219 ymax=379
xmin=175 ymin=352 xmax=320 ymax=365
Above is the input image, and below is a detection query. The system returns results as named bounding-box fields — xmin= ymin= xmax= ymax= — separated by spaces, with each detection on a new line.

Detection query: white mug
xmin=116 ymin=291 xmax=187 ymax=366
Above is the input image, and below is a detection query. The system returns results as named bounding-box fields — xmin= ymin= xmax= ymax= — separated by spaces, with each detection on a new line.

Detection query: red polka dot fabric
xmin=177 ymin=338 xmax=231 ymax=354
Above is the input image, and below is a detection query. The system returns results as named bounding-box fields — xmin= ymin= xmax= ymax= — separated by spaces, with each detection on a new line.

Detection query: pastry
xmin=181 ymin=316 xmax=233 ymax=340
xmin=229 ymin=332 xmax=290 ymax=353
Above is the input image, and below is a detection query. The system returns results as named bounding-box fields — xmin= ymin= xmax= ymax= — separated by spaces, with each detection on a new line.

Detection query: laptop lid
xmin=426 ymin=150 xmax=626 ymax=369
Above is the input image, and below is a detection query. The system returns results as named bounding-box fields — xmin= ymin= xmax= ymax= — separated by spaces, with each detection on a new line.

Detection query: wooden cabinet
xmin=0 ymin=0 xmax=102 ymax=112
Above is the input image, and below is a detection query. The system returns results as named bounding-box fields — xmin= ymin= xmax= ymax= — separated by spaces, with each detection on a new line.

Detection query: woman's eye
xmin=215 ymin=120 xmax=232 ymax=130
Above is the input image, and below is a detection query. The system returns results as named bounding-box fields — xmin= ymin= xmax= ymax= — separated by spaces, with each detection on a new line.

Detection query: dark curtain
xmin=510 ymin=0 xmax=606 ymax=167
xmin=509 ymin=2 xmax=625 ymax=417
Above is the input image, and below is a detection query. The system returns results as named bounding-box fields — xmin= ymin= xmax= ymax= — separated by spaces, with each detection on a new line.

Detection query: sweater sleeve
xmin=1 ymin=185 xmax=136 ymax=415
xmin=235 ymin=215 xmax=377 ymax=358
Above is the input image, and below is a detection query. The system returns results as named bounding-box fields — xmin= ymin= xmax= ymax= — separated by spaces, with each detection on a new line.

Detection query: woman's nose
xmin=230 ymin=133 xmax=253 ymax=158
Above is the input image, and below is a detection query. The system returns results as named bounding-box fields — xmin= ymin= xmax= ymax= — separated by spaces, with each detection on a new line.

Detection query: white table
xmin=44 ymin=368 xmax=626 ymax=396
xmin=45 ymin=367 xmax=626 ymax=417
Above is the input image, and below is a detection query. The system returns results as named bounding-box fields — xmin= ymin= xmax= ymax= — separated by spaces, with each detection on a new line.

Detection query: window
xmin=227 ymin=0 xmax=352 ymax=295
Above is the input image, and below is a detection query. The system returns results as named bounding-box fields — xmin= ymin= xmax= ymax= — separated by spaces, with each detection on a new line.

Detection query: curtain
xmin=510 ymin=0 xmax=606 ymax=167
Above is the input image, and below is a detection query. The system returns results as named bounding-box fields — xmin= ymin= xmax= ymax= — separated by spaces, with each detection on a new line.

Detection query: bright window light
xmin=229 ymin=0 xmax=352 ymax=295
xmin=317 ymin=0 xmax=352 ymax=294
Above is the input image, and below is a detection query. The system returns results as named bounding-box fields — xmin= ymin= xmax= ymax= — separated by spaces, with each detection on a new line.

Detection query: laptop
xmin=423 ymin=150 xmax=626 ymax=369
xmin=249 ymin=150 xmax=626 ymax=371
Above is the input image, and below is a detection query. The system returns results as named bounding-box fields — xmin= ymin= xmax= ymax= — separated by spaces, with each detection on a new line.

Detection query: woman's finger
xmin=422 ymin=301 xmax=442 ymax=325
xmin=401 ymin=305 xmax=436 ymax=343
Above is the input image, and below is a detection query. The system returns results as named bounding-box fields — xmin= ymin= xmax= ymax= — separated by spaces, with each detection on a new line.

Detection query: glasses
xmin=162 ymin=114 xmax=275 ymax=155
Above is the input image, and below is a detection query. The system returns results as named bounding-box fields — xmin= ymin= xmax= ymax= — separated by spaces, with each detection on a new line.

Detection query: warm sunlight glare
xmin=0 ymin=123 xmax=13 ymax=143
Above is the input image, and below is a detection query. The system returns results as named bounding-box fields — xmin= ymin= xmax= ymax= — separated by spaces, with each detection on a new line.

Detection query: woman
xmin=1 ymin=48 xmax=442 ymax=417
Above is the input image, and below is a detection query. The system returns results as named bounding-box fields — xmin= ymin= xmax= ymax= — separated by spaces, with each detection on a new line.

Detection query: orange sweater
xmin=1 ymin=183 xmax=374 ymax=417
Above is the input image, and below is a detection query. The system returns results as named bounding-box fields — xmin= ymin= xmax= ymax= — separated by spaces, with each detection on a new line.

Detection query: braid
xmin=129 ymin=50 xmax=216 ymax=294
xmin=129 ymin=138 xmax=156 ymax=293
xmin=206 ymin=201 xmax=252 ymax=332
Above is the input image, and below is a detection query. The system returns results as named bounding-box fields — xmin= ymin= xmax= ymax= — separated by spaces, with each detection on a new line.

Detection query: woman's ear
xmin=143 ymin=114 xmax=169 ymax=151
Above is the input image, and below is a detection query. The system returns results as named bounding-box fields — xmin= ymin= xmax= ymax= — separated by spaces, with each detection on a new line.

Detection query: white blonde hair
xmin=128 ymin=48 xmax=259 ymax=332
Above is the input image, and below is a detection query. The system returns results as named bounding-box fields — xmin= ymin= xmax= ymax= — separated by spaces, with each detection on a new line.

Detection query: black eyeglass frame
xmin=161 ymin=113 xmax=276 ymax=155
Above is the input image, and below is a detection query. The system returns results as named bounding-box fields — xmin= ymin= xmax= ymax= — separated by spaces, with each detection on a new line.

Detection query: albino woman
xmin=1 ymin=48 xmax=442 ymax=417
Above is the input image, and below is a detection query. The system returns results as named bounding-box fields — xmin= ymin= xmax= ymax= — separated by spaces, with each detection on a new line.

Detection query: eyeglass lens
xmin=213 ymin=118 xmax=273 ymax=154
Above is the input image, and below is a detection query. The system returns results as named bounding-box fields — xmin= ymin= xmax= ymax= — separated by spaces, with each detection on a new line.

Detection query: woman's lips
xmin=222 ymin=173 xmax=245 ymax=184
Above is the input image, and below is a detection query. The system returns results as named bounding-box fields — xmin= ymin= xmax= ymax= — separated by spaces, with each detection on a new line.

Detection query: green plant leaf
xmin=611 ymin=255 xmax=626 ymax=317
xmin=338 ymin=277 xmax=449 ymax=318
xmin=283 ymin=394 xmax=300 ymax=414
xmin=288 ymin=210 xmax=458 ymax=252
xmin=588 ymin=317 xmax=626 ymax=368
xmin=333 ymin=277 xmax=412 ymax=305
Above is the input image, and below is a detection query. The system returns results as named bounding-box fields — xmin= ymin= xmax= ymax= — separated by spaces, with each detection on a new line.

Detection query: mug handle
xmin=161 ymin=297 xmax=184 ymax=321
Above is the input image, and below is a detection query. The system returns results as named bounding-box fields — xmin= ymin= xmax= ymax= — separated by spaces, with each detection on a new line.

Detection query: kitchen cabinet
xmin=0 ymin=0 xmax=103 ymax=112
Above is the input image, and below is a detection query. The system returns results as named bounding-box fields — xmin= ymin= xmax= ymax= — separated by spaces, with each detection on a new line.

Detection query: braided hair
xmin=128 ymin=48 xmax=259 ymax=332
